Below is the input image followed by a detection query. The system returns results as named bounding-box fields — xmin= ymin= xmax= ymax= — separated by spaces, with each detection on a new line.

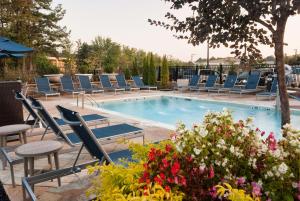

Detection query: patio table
xmin=15 ymin=140 xmax=62 ymax=199
xmin=0 ymin=124 xmax=31 ymax=170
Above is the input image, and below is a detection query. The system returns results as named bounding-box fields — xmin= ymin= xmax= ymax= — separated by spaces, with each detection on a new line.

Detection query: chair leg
xmin=54 ymin=152 xmax=61 ymax=186
xmin=10 ymin=164 xmax=16 ymax=187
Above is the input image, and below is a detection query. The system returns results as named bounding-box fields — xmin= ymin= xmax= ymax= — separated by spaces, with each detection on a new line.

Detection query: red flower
xmin=208 ymin=165 xmax=215 ymax=179
xmin=162 ymin=158 xmax=169 ymax=168
xmin=186 ymin=155 xmax=193 ymax=162
xmin=167 ymin=177 xmax=174 ymax=183
xmin=154 ymin=176 xmax=163 ymax=185
xmin=165 ymin=144 xmax=173 ymax=152
xmin=148 ymin=148 xmax=156 ymax=161
xmin=165 ymin=185 xmax=171 ymax=192
xmin=171 ymin=161 xmax=180 ymax=176
xmin=143 ymin=186 xmax=149 ymax=196
xmin=180 ymin=176 xmax=187 ymax=186
xmin=159 ymin=172 xmax=166 ymax=180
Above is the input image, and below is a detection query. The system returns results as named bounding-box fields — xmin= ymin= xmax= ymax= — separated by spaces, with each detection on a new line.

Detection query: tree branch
xmin=256 ymin=18 xmax=275 ymax=33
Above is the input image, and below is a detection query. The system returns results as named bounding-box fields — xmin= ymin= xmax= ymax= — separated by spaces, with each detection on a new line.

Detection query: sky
xmin=53 ymin=0 xmax=300 ymax=62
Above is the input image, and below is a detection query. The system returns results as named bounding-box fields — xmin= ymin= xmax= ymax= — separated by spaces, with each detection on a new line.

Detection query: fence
xmin=156 ymin=64 xmax=300 ymax=81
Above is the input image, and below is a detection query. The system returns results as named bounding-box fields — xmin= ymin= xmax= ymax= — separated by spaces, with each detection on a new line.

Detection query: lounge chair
xmin=208 ymin=74 xmax=237 ymax=94
xmin=190 ymin=74 xmax=217 ymax=92
xmin=256 ymin=77 xmax=278 ymax=100
xmin=29 ymin=97 xmax=143 ymax=145
xmin=186 ymin=75 xmax=200 ymax=91
xmin=77 ymin=75 xmax=104 ymax=94
xmin=132 ymin=76 xmax=157 ymax=91
xmin=35 ymin=77 xmax=60 ymax=100
xmin=229 ymin=73 xmax=262 ymax=95
xmin=22 ymin=105 xmax=137 ymax=201
xmin=116 ymin=74 xmax=139 ymax=91
xmin=15 ymin=91 xmax=41 ymax=128
xmin=99 ymin=74 xmax=125 ymax=94
xmin=60 ymin=76 xmax=84 ymax=98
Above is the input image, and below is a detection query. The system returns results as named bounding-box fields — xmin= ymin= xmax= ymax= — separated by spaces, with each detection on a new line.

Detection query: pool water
xmin=99 ymin=96 xmax=300 ymax=138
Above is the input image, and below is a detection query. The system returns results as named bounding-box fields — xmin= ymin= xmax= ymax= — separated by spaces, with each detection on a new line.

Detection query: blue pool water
xmin=99 ymin=96 xmax=300 ymax=138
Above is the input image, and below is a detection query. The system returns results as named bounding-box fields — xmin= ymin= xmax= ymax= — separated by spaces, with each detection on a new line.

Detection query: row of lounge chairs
xmin=183 ymin=73 xmax=278 ymax=99
xmin=0 ymin=92 xmax=144 ymax=191
xmin=35 ymin=75 xmax=157 ymax=99
xmin=22 ymin=103 xmax=141 ymax=201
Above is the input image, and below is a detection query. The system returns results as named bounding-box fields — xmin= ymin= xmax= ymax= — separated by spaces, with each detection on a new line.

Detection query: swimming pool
xmin=97 ymin=96 xmax=300 ymax=138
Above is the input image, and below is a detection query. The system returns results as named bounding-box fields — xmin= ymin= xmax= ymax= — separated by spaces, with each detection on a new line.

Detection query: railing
xmin=156 ymin=64 xmax=300 ymax=81
xmin=76 ymin=93 xmax=100 ymax=109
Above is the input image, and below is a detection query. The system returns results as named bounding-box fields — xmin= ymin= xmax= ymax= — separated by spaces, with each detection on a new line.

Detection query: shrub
xmin=124 ymin=67 xmax=131 ymax=80
xmin=35 ymin=54 xmax=60 ymax=75
xmin=161 ymin=55 xmax=169 ymax=88
xmin=142 ymin=56 xmax=149 ymax=84
xmin=131 ymin=57 xmax=139 ymax=76
xmin=87 ymin=111 xmax=300 ymax=201
xmin=148 ymin=53 xmax=156 ymax=85
xmin=87 ymin=142 xmax=184 ymax=201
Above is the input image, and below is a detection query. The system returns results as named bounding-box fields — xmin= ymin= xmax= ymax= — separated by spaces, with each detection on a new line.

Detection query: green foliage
xmin=148 ymin=0 xmax=300 ymax=60
xmin=285 ymin=55 xmax=300 ymax=65
xmin=148 ymin=53 xmax=156 ymax=85
xmin=89 ymin=36 xmax=121 ymax=73
xmin=131 ymin=57 xmax=139 ymax=76
xmin=87 ymin=142 xmax=183 ymax=201
xmin=142 ymin=56 xmax=149 ymax=84
xmin=0 ymin=0 xmax=69 ymax=55
xmin=161 ymin=55 xmax=169 ymax=88
xmin=76 ymin=41 xmax=93 ymax=73
xmin=35 ymin=54 xmax=60 ymax=75
xmin=124 ymin=67 xmax=131 ymax=80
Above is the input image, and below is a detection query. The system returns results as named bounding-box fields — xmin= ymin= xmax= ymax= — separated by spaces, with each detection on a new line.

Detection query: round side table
xmin=0 ymin=124 xmax=31 ymax=170
xmin=15 ymin=140 xmax=63 ymax=199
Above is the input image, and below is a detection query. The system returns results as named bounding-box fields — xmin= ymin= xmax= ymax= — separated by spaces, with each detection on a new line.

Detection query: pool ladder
xmin=76 ymin=93 xmax=100 ymax=109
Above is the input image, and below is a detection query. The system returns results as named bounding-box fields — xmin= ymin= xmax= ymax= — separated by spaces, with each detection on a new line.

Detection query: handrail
xmin=76 ymin=93 xmax=100 ymax=109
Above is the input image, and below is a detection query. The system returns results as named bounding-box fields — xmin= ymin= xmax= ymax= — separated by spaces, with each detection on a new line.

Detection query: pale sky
xmin=53 ymin=0 xmax=300 ymax=61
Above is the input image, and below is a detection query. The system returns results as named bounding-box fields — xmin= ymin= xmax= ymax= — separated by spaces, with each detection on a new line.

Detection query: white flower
xmin=176 ymin=145 xmax=183 ymax=152
xmin=272 ymin=149 xmax=281 ymax=158
xmin=222 ymin=158 xmax=228 ymax=167
xmin=278 ymin=162 xmax=288 ymax=175
xmin=199 ymin=127 xmax=208 ymax=137
xmin=266 ymin=171 xmax=273 ymax=177
xmin=261 ymin=144 xmax=268 ymax=153
xmin=230 ymin=145 xmax=234 ymax=153
xmin=292 ymin=182 xmax=298 ymax=188
xmin=218 ymin=139 xmax=225 ymax=145
xmin=193 ymin=148 xmax=201 ymax=155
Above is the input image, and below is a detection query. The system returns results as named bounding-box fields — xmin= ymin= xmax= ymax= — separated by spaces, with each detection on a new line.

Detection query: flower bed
xmin=87 ymin=110 xmax=300 ymax=201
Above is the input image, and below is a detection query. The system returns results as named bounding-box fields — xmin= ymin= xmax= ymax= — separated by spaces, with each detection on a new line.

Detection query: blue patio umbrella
xmin=0 ymin=36 xmax=33 ymax=54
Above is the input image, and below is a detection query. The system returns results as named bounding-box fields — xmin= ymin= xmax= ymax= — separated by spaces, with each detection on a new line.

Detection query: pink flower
xmin=251 ymin=182 xmax=262 ymax=197
xmin=261 ymin=131 xmax=265 ymax=136
xmin=266 ymin=132 xmax=277 ymax=151
xmin=209 ymin=186 xmax=217 ymax=198
xmin=237 ymin=177 xmax=246 ymax=185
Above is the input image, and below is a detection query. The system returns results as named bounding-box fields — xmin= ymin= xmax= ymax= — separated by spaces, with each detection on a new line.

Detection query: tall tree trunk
xmin=274 ymin=20 xmax=290 ymax=126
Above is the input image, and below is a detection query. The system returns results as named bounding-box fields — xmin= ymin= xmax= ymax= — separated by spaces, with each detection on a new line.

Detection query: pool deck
xmin=1 ymin=90 xmax=300 ymax=201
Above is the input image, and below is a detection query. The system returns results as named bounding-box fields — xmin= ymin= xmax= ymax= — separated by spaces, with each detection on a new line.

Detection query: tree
xmin=149 ymin=0 xmax=300 ymax=126
xmin=142 ymin=56 xmax=149 ymax=84
xmin=61 ymin=39 xmax=75 ymax=75
xmin=76 ymin=41 xmax=93 ymax=73
xmin=0 ymin=0 xmax=69 ymax=55
xmin=148 ymin=53 xmax=156 ymax=85
xmin=161 ymin=55 xmax=169 ymax=88
xmin=131 ymin=57 xmax=139 ymax=76
xmin=89 ymin=36 xmax=120 ymax=73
